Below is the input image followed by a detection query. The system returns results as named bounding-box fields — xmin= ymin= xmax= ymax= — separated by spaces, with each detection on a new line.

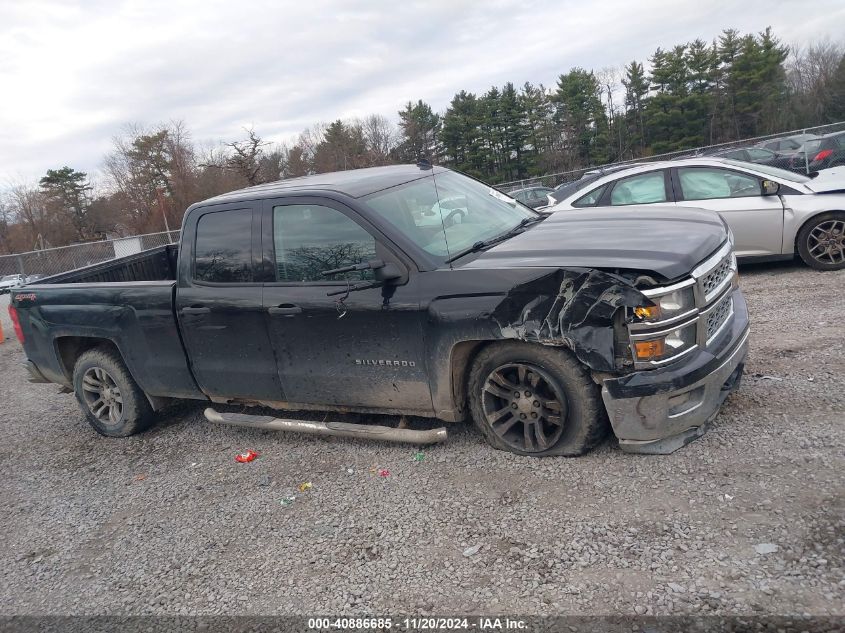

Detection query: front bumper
xmin=601 ymin=289 xmax=749 ymax=454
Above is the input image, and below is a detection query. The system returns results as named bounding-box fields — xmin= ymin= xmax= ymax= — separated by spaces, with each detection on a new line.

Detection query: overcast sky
xmin=1 ymin=0 xmax=843 ymax=186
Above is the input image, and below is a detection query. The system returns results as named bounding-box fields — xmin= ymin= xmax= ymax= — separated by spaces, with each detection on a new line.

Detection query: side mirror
xmin=762 ymin=180 xmax=780 ymax=196
xmin=321 ymin=258 xmax=403 ymax=283
xmin=374 ymin=261 xmax=402 ymax=282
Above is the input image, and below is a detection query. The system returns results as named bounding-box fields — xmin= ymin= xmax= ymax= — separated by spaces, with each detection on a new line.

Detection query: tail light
xmin=8 ymin=304 xmax=24 ymax=344
xmin=813 ymin=149 xmax=833 ymax=162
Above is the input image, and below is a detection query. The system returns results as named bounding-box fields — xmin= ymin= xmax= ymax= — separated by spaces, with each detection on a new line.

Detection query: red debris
xmin=234 ymin=449 xmax=259 ymax=463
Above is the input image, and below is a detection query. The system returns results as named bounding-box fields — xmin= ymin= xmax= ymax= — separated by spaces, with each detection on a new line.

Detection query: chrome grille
xmin=706 ymin=293 xmax=733 ymax=342
xmin=701 ymin=255 xmax=732 ymax=299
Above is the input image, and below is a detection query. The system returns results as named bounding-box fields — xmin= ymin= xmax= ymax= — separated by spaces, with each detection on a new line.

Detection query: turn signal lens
xmin=634 ymin=339 xmax=665 ymax=360
xmin=632 ymin=323 xmax=697 ymax=364
xmin=634 ymin=305 xmax=660 ymax=320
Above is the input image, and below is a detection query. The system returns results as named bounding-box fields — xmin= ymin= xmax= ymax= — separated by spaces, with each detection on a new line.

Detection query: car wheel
xmin=796 ymin=211 xmax=845 ymax=271
xmin=468 ymin=342 xmax=609 ymax=456
xmin=73 ymin=348 xmax=155 ymax=437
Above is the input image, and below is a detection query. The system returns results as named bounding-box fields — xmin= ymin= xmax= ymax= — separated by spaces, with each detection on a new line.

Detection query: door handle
xmin=267 ymin=304 xmax=302 ymax=316
xmin=181 ymin=306 xmax=210 ymax=315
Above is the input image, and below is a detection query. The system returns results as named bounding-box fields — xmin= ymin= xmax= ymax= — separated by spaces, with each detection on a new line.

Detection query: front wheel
xmin=468 ymin=342 xmax=609 ymax=456
xmin=73 ymin=348 xmax=155 ymax=437
xmin=796 ymin=211 xmax=845 ymax=271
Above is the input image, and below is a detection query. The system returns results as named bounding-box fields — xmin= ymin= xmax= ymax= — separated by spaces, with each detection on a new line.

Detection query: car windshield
xmin=362 ymin=170 xmax=536 ymax=260
xmin=722 ymin=159 xmax=811 ymax=183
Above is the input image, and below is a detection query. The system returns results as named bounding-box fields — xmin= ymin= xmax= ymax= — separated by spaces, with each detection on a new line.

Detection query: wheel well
xmin=55 ymin=336 xmax=120 ymax=381
xmin=449 ymin=340 xmax=488 ymax=414
xmin=450 ymin=339 xmax=579 ymax=413
xmin=794 ymin=210 xmax=845 ymax=252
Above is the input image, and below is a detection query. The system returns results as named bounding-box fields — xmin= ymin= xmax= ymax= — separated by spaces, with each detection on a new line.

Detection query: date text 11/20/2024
xmin=307 ymin=617 xmax=528 ymax=630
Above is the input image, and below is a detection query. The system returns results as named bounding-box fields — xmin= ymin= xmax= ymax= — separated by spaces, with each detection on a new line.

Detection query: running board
xmin=204 ymin=408 xmax=448 ymax=445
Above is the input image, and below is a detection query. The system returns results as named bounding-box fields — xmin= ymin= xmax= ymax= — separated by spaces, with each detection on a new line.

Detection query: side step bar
xmin=204 ymin=408 xmax=448 ymax=445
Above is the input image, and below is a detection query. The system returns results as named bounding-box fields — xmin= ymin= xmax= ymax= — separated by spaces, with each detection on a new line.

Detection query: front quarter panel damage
xmin=491 ymin=268 xmax=644 ymax=372
xmin=423 ymin=266 xmax=647 ymax=421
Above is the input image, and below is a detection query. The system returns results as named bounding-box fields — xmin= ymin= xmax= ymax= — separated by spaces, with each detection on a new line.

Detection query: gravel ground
xmin=0 ymin=261 xmax=842 ymax=617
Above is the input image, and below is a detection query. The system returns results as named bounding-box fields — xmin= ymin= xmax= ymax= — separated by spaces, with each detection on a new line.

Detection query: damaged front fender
xmin=491 ymin=267 xmax=645 ymax=372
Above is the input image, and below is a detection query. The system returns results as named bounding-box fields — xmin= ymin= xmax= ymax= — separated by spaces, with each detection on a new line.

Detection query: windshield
xmin=723 ymin=159 xmax=811 ymax=183
xmin=362 ymin=170 xmax=536 ymax=260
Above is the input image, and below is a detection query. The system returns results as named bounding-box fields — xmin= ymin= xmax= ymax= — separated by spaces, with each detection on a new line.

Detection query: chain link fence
xmin=497 ymin=120 xmax=845 ymax=193
xmin=0 ymin=231 xmax=180 ymax=281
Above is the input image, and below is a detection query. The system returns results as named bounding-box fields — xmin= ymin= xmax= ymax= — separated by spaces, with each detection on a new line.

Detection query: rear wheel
xmin=468 ymin=342 xmax=608 ymax=456
xmin=73 ymin=348 xmax=155 ymax=437
xmin=796 ymin=211 xmax=845 ymax=271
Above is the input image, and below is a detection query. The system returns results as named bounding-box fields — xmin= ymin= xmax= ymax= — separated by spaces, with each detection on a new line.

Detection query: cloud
xmin=1 ymin=0 xmax=843 ymax=183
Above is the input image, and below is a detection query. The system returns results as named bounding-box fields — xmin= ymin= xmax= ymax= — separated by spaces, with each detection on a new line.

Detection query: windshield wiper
xmin=444 ymin=215 xmax=545 ymax=264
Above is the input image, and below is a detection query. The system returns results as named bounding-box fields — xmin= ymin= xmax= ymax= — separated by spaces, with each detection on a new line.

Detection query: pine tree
xmin=553 ymin=68 xmax=609 ymax=168
xmin=622 ymin=61 xmax=649 ymax=156
xmin=397 ymin=101 xmax=441 ymax=163
xmin=39 ymin=167 xmax=92 ymax=241
xmin=441 ymin=90 xmax=482 ymax=176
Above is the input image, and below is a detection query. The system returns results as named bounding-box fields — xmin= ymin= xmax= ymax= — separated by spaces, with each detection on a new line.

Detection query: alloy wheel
xmin=81 ymin=367 xmax=124 ymax=426
xmin=807 ymin=219 xmax=845 ymax=266
xmin=480 ymin=362 xmax=567 ymax=453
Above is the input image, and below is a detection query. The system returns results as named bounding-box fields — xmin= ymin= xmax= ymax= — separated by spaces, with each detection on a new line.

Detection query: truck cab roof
xmin=197 ymin=164 xmax=447 ymax=207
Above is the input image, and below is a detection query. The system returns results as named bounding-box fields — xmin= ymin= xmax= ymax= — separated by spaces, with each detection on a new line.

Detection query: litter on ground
xmin=234 ymin=450 xmax=259 ymax=463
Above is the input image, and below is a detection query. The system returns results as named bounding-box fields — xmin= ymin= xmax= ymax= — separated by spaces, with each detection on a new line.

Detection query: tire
xmin=72 ymin=348 xmax=155 ymax=437
xmin=796 ymin=211 xmax=845 ymax=271
xmin=467 ymin=341 xmax=609 ymax=457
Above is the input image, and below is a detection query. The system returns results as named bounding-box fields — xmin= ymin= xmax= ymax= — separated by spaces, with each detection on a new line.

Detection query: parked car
xmin=10 ymin=164 xmax=748 ymax=457
xmin=547 ymin=157 xmax=845 ymax=270
xmin=0 ymin=274 xmax=24 ymax=294
xmin=794 ymin=132 xmax=845 ymax=172
xmin=547 ymin=164 xmax=637 ymax=206
xmin=758 ymin=133 xmax=819 ymax=153
xmin=704 ymin=146 xmax=790 ymax=169
xmin=508 ymin=186 xmax=555 ymax=209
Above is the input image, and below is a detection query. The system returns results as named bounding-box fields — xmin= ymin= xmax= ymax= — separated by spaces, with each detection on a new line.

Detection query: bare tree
xmin=787 ymin=40 xmax=845 ymax=125
xmin=224 ymin=128 xmax=269 ymax=186
xmin=6 ymin=183 xmax=50 ymax=249
xmin=362 ymin=114 xmax=398 ymax=165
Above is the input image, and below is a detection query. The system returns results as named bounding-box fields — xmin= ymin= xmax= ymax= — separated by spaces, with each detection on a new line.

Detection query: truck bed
xmin=13 ymin=242 xmax=202 ymax=401
xmin=35 ymin=244 xmax=178 ymax=285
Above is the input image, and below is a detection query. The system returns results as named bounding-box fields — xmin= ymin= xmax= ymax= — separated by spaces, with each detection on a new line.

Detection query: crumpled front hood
xmin=804 ymin=167 xmax=845 ymax=193
xmin=459 ymin=206 xmax=727 ymax=281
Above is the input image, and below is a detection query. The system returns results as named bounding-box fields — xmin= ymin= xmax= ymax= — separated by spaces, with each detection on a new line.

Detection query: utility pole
xmin=156 ymin=187 xmax=172 ymax=240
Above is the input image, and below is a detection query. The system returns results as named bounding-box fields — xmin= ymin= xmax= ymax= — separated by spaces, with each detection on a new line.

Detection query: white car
xmin=547 ymin=157 xmax=845 ymax=271
xmin=0 ymin=274 xmax=24 ymax=294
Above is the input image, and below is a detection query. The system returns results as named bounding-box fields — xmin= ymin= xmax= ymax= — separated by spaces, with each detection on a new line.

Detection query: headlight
xmin=632 ymin=322 xmax=698 ymax=364
xmin=634 ymin=284 xmax=696 ymax=324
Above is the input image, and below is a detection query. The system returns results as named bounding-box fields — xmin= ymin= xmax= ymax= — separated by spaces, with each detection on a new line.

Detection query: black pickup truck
xmin=9 ymin=165 xmax=749 ymax=455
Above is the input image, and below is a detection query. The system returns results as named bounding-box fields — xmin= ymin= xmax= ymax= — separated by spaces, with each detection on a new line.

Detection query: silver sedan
xmin=547 ymin=157 xmax=845 ymax=271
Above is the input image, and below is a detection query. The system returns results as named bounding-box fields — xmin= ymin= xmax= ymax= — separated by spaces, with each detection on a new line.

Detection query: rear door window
xmin=194 ymin=209 xmax=253 ymax=283
xmin=609 ymin=172 xmax=668 ymax=205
